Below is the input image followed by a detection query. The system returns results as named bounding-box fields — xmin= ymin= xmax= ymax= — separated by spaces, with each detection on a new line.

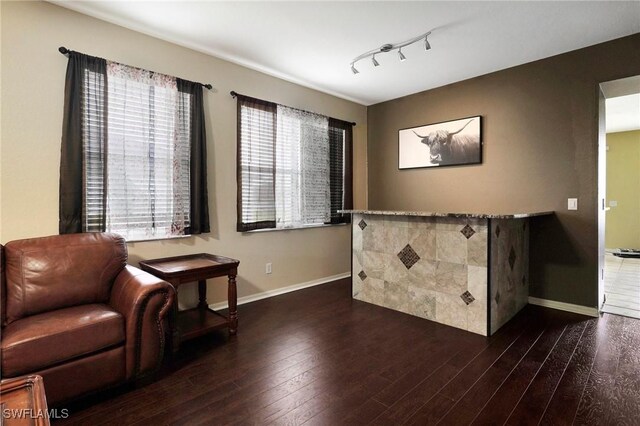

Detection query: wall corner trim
xmin=208 ymin=272 xmax=351 ymax=311
xmin=528 ymin=296 xmax=599 ymax=317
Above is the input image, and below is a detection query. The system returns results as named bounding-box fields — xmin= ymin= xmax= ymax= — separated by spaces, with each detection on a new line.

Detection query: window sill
xmin=125 ymin=234 xmax=193 ymax=244
xmin=242 ymin=223 xmax=348 ymax=234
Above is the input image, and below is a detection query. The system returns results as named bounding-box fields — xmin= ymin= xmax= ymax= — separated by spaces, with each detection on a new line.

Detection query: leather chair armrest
xmin=110 ymin=265 xmax=175 ymax=380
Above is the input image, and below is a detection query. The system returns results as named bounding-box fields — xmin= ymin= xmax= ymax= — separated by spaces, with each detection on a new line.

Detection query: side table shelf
xmin=139 ymin=253 xmax=240 ymax=352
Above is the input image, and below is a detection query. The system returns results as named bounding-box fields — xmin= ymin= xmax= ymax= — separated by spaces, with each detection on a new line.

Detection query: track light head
xmin=350 ymin=30 xmax=431 ymax=74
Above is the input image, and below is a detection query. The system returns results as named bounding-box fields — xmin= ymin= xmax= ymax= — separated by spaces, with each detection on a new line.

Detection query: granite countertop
xmin=339 ymin=209 xmax=554 ymax=219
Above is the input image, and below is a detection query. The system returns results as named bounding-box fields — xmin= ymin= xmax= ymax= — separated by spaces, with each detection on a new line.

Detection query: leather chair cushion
xmin=3 ymin=233 xmax=127 ymax=324
xmin=1 ymin=304 xmax=125 ymax=377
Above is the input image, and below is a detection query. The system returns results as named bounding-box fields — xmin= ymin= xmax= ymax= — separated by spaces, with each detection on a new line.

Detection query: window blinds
xmin=237 ymin=94 xmax=353 ymax=232
xmin=237 ymin=97 xmax=277 ymax=231
xmin=82 ymin=68 xmax=107 ymax=232
xmin=84 ymin=62 xmax=191 ymax=241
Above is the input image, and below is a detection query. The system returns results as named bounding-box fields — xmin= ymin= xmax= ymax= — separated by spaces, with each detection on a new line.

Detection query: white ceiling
xmin=51 ymin=1 xmax=640 ymax=106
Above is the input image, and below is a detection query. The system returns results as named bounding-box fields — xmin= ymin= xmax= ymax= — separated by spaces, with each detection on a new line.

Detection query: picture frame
xmin=398 ymin=116 xmax=482 ymax=169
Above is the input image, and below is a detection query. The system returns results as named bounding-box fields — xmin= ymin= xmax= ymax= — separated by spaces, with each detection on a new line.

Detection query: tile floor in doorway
xmin=602 ymin=253 xmax=640 ymax=318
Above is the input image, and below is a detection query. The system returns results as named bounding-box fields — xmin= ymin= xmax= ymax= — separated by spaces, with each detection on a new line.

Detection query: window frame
xmin=59 ymin=50 xmax=210 ymax=241
xmin=236 ymin=94 xmax=353 ymax=233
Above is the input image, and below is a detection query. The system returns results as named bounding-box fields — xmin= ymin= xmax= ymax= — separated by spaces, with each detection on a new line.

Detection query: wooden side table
xmin=139 ymin=253 xmax=240 ymax=352
xmin=0 ymin=375 xmax=50 ymax=425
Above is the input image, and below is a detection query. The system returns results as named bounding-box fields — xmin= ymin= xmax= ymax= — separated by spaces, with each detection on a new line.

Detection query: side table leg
xmin=228 ymin=274 xmax=238 ymax=335
xmin=171 ymin=285 xmax=180 ymax=354
xmin=197 ymin=280 xmax=208 ymax=309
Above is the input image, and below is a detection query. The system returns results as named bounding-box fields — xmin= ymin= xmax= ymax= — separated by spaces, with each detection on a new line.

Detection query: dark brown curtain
xmin=236 ymin=95 xmax=277 ymax=232
xmin=328 ymin=118 xmax=354 ymax=224
xmin=177 ymin=79 xmax=210 ymax=234
xmin=59 ymin=52 xmax=107 ymax=234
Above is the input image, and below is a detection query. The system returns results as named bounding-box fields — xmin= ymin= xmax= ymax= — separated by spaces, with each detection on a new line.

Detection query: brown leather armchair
xmin=0 ymin=233 xmax=175 ymax=406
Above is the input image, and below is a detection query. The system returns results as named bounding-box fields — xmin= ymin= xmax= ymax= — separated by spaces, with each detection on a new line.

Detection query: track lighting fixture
xmin=350 ymin=31 xmax=431 ymax=74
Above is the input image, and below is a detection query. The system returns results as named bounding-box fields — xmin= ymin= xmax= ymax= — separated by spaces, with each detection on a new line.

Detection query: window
xmin=59 ymin=51 xmax=210 ymax=240
xmin=236 ymin=94 xmax=353 ymax=232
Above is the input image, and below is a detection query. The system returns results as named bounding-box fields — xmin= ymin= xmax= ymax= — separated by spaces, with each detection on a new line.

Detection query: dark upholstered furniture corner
xmin=0 ymin=233 xmax=175 ymax=406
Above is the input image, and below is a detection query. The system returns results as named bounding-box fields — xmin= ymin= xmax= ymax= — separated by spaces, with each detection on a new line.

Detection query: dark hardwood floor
xmin=54 ymin=279 xmax=640 ymax=425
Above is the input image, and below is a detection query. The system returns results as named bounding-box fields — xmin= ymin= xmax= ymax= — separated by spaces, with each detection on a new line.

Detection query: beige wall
xmin=367 ymin=34 xmax=640 ymax=308
xmin=0 ymin=1 xmax=367 ymax=306
xmin=606 ymin=130 xmax=640 ymax=249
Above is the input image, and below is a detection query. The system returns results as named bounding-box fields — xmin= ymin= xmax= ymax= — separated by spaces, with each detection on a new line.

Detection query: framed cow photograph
xmin=398 ymin=116 xmax=482 ymax=169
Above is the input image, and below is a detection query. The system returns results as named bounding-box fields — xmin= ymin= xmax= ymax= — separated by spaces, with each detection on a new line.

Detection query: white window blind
xmin=82 ymin=68 xmax=107 ymax=232
xmin=84 ymin=62 xmax=191 ymax=241
xmin=239 ymin=102 xmax=276 ymax=228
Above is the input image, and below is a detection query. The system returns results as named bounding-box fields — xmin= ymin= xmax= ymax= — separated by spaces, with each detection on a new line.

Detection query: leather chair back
xmin=3 ymin=233 xmax=127 ymax=325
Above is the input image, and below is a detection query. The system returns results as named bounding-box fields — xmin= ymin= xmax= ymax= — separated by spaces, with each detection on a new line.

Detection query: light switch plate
xmin=568 ymin=198 xmax=578 ymax=210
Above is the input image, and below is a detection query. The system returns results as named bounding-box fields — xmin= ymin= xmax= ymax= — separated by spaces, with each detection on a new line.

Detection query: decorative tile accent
xmin=495 ymin=225 xmax=501 ymax=238
xmin=358 ymin=270 xmax=367 ymax=281
xmin=358 ymin=219 xmax=367 ymax=230
xmin=495 ymin=290 xmax=501 ymax=304
xmin=398 ymin=244 xmax=420 ymax=269
xmin=460 ymin=224 xmax=476 ymax=239
xmin=460 ymin=290 xmax=475 ymax=305
xmin=508 ymin=247 xmax=516 ymax=270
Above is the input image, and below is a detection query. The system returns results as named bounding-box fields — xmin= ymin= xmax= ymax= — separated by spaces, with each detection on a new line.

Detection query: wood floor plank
xmin=573 ymin=314 xmax=626 ymax=425
xmin=539 ymin=315 xmax=604 ymax=425
xmin=504 ymin=319 xmax=587 ymax=426
xmin=181 ymin=315 xmax=407 ymax=424
xmin=372 ymin=346 xmax=461 ymax=408
xmin=607 ymin=316 xmax=640 ymax=424
xmin=471 ymin=322 xmax=567 ymax=425
xmin=338 ymin=398 xmax=388 ymax=425
xmin=400 ymin=310 xmax=534 ymax=425
xmin=434 ymin=312 xmax=535 ymax=404
xmin=405 ymin=394 xmax=457 ymax=425
xmin=435 ymin=318 xmax=547 ymax=425
xmin=270 ymin=370 xmax=390 ymax=426
xmin=539 ymin=314 xmax=608 ymax=426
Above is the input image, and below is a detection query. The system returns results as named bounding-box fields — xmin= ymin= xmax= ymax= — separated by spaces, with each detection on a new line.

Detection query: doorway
xmin=599 ymin=75 xmax=640 ymax=318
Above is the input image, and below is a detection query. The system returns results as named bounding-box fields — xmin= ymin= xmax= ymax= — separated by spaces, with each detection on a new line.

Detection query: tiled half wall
xmin=351 ymin=214 xmax=529 ymax=336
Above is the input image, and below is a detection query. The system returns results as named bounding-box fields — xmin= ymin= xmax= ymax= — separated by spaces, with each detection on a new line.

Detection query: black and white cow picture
xmin=398 ymin=116 xmax=482 ymax=169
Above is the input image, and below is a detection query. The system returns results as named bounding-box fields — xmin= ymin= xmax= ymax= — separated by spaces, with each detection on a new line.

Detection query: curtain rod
xmin=230 ymin=91 xmax=356 ymax=126
xmin=58 ymin=47 xmax=213 ymax=90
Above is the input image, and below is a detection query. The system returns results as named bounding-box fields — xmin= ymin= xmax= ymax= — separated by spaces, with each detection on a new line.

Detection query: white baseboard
xmin=528 ymin=296 xmax=599 ymax=317
xmin=208 ymin=272 xmax=351 ymax=311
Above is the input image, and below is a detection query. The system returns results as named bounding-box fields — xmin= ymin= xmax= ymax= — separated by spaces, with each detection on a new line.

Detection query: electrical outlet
xmin=266 ymin=263 xmax=272 ymax=274
xmin=568 ymin=198 xmax=578 ymax=211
